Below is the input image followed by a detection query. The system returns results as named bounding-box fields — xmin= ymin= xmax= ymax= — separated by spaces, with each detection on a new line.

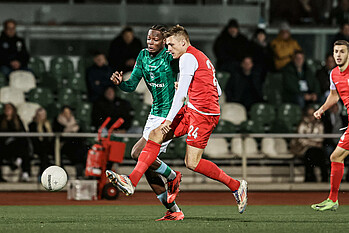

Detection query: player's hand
xmin=314 ymin=108 xmax=324 ymax=119
xmin=160 ymin=120 xmax=172 ymax=135
xmin=110 ymin=71 xmax=123 ymax=85
xmin=174 ymin=82 xmax=178 ymax=90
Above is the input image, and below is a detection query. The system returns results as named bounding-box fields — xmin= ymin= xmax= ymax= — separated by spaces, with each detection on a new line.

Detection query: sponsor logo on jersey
xmin=149 ymin=83 xmax=164 ymax=87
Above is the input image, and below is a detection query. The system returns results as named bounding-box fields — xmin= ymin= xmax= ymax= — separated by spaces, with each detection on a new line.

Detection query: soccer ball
xmin=41 ymin=166 xmax=68 ymax=191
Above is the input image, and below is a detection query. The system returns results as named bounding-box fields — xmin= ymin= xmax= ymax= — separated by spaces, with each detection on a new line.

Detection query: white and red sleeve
xmin=165 ymin=53 xmax=198 ymax=122
xmin=329 ymin=70 xmax=336 ymax=90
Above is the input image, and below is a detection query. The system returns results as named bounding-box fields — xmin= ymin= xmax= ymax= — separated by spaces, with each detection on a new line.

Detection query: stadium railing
xmin=0 ymin=132 xmax=341 ymax=182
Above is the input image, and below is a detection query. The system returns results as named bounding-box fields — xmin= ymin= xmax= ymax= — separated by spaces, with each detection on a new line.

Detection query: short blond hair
xmin=165 ymin=24 xmax=190 ymax=42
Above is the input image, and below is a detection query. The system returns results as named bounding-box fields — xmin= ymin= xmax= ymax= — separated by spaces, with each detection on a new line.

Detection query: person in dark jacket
xmin=28 ymin=107 xmax=53 ymax=177
xmin=282 ymin=50 xmax=320 ymax=108
xmin=250 ymin=28 xmax=274 ymax=75
xmin=225 ymin=56 xmax=264 ymax=110
xmin=0 ymin=103 xmax=31 ymax=182
xmin=86 ymin=51 xmax=114 ymax=102
xmin=0 ymin=19 xmax=29 ymax=77
xmin=92 ymin=86 xmax=133 ymax=132
xmin=108 ymin=27 xmax=142 ymax=72
xmin=213 ymin=18 xmax=250 ymax=71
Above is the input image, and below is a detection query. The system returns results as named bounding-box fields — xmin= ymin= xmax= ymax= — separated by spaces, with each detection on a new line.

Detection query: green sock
xmin=155 ymin=161 xmax=176 ymax=180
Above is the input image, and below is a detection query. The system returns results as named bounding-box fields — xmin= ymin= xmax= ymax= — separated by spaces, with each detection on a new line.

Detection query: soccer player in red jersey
xmin=311 ymin=40 xmax=349 ymax=211
xmin=107 ymin=25 xmax=248 ymax=214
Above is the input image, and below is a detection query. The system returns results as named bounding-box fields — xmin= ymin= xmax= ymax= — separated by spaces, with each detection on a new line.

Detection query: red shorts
xmin=338 ymin=129 xmax=349 ymax=150
xmin=170 ymin=106 xmax=220 ymax=149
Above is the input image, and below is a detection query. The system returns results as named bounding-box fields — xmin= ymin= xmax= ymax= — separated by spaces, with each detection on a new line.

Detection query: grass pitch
xmin=0 ymin=205 xmax=348 ymax=233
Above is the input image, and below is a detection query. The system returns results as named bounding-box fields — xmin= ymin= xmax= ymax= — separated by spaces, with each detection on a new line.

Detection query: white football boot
xmin=106 ymin=170 xmax=135 ymax=196
xmin=233 ymin=180 xmax=248 ymax=214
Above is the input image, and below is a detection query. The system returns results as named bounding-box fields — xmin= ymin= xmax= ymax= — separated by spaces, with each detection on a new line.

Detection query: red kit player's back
xmin=186 ymin=46 xmax=220 ymax=115
xmin=331 ymin=66 xmax=349 ymax=113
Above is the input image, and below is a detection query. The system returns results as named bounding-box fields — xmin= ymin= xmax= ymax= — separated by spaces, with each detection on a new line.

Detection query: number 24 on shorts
xmin=188 ymin=125 xmax=199 ymax=139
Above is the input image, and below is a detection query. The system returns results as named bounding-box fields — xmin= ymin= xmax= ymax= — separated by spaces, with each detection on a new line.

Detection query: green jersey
xmin=119 ymin=47 xmax=178 ymax=117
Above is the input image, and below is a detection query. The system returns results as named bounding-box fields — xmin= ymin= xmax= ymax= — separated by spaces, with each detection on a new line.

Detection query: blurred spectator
xmin=213 ymin=18 xmax=250 ymax=71
xmin=270 ymin=22 xmax=302 ymax=70
xmin=332 ymin=23 xmax=349 ymax=45
xmin=282 ymin=50 xmax=320 ymax=108
xmin=250 ymin=28 xmax=274 ymax=74
xmin=28 ymin=108 xmax=53 ymax=177
xmin=0 ymin=103 xmax=31 ymax=182
xmin=322 ymin=103 xmax=347 ymax=155
xmin=225 ymin=56 xmax=264 ymax=110
xmin=92 ymin=86 xmax=133 ymax=132
xmin=315 ymin=53 xmax=336 ymax=102
xmin=108 ymin=27 xmax=142 ymax=72
xmin=290 ymin=106 xmax=328 ymax=182
xmin=86 ymin=51 xmax=114 ymax=102
xmin=329 ymin=0 xmax=349 ymax=26
xmin=0 ymin=19 xmax=29 ymax=77
xmin=53 ymin=106 xmax=87 ymax=179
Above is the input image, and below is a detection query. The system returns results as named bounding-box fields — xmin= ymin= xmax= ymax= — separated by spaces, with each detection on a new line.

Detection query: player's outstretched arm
xmin=110 ymin=71 xmax=123 ymax=85
xmin=314 ymin=89 xmax=340 ymax=119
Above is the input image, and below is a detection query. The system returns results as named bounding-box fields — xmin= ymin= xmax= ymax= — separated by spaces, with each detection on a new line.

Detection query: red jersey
xmin=186 ymin=46 xmax=220 ymax=115
xmin=330 ymin=65 xmax=349 ymax=112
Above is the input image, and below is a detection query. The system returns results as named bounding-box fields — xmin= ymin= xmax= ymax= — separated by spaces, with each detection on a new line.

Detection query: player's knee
xmin=148 ymin=128 xmax=162 ymax=142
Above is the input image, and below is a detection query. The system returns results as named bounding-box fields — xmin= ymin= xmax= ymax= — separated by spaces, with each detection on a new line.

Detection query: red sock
xmin=194 ymin=159 xmax=240 ymax=192
xmin=129 ymin=140 xmax=160 ymax=187
xmin=328 ymin=162 xmax=344 ymax=202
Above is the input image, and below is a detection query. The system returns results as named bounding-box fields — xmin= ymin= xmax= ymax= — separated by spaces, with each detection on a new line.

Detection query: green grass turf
xmin=0 ymin=205 xmax=348 ymax=233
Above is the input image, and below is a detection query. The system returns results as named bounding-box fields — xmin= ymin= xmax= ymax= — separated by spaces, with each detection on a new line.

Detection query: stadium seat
xmin=68 ymin=72 xmax=87 ymax=93
xmin=57 ymin=88 xmax=82 ymax=108
xmin=28 ymin=56 xmax=46 ymax=83
xmin=276 ymin=103 xmax=302 ymax=132
xmin=17 ymin=102 xmax=41 ymax=129
xmin=204 ymin=138 xmax=233 ymax=159
xmin=213 ymin=119 xmax=237 ymax=133
xmin=262 ymin=72 xmax=282 ymax=106
xmin=249 ymin=103 xmax=276 ymax=125
xmin=75 ymin=102 xmax=93 ymax=131
xmin=261 ymin=138 xmax=294 ymax=159
xmin=47 ymin=102 xmax=63 ymax=120
xmin=0 ymin=72 xmax=7 ymax=87
xmin=269 ymin=119 xmax=293 ymax=133
xmin=9 ymin=70 xmax=36 ymax=93
xmin=40 ymin=74 xmax=58 ymax=92
xmin=231 ymin=137 xmax=264 ymax=158
xmin=216 ymin=71 xmax=230 ymax=90
xmin=133 ymin=104 xmax=151 ymax=126
xmin=0 ymin=86 xmax=25 ymax=106
xmin=219 ymin=92 xmax=227 ymax=105
xmin=173 ymin=138 xmax=186 ymax=159
xmin=50 ymin=56 xmax=75 ymax=88
xmin=27 ymin=87 xmax=54 ymax=108
xmin=240 ymin=120 xmax=265 ymax=133
xmin=220 ymin=102 xmax=247 ymax=125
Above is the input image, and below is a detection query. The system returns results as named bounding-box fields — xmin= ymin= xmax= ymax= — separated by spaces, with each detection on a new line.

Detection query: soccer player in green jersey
xmin=108 ymin=25 xmax=184 ymax=221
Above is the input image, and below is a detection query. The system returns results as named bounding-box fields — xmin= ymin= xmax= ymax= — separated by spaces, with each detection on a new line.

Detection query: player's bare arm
xmin=314 ymin=89 xmax=339 ymax=119
xmin=110 ymin=71 xmax=123 ymax=85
